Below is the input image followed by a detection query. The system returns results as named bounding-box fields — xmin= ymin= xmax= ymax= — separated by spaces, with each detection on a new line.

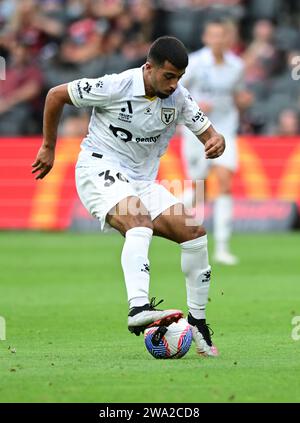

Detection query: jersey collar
xmin=202 ymin=46 xmax=231 ymax=65
xmin=132 ymin=66 xmax=146 ymax=97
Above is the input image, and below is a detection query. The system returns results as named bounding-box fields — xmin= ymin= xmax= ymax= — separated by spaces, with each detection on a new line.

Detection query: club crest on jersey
xmin=161 ymin=108 xmax=175 ymax=125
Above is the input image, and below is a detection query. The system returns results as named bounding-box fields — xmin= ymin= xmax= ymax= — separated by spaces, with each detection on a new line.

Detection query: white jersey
xmin=68 ymin=67 xmax=211 ymax=181
xmin=181 ymin=47 xmax=245 ymax=135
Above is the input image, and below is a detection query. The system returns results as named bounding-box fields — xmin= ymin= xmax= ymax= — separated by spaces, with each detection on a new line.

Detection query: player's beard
xmin=156 ymin=91 xmax=170 ymax=99
xmin=155 ymin=86 xmax=175 ymax=99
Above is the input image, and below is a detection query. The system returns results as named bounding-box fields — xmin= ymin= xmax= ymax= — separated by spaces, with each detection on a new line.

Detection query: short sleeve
xmin=67 ymin=75 xmax=112 ymax=108
xmin=180 ymin=86 xmax=211 ymax=135
xmin=180 ymin=53 xmax=199 ymax=90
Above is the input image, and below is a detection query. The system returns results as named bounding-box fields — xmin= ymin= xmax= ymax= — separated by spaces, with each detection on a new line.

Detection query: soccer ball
xmin=144 ymin=318 xmax=193 ymax=359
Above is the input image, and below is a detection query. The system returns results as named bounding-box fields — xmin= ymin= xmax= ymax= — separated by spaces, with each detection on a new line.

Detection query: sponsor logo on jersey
xmin=136 ymin=135 xmax=160 ymax=144
xmin=109 ymin=124 xmax=160 ymax=144
xmin=161 ymin=108 xmax=175 ymax=125
xmin=109 ymin=124 xmax=133 ymax=142
xmin=118 ymin=101 xmax=133 ymax=123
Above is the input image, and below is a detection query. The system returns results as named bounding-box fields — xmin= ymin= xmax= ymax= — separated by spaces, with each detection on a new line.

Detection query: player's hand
xmin=205 ymin=135 xmax=225 ymax=159
xmin=31 ymin=145 xmax=55 ymax=179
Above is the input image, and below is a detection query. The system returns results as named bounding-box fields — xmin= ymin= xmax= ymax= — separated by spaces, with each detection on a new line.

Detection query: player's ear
xmin=145 ymin=62 xmax=153 ymax=71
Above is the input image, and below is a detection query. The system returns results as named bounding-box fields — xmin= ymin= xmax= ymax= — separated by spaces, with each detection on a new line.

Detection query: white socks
xmin=181 ymin=235 xmax=211 ymax=320
xmin=121 ymin=227 xmax=153 ymax=309
xmin=214 ymin=194 xmax=233 ymax=253
xmin=122 ymin=228 xmax=212 ymax=319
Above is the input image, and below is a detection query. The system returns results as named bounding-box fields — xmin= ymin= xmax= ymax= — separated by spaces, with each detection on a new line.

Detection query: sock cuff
xmin=129 ymin=296 xmax=149 ymax=309
xmin=180 ymin=234 xmax=208 ymax=250
xmin=125 ymin=226 xmax=153 ymax=239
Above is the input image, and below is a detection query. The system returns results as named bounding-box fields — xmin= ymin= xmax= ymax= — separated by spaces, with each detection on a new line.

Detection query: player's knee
xmin=124 ymin=215 xmax=153 ymax=232
xmin=217 ymin=173 xmax=233 ymax=194
xmin=187 ymin=225 xmax=206 ymax=240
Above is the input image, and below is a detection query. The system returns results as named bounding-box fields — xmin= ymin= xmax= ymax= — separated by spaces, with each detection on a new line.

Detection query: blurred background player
xmin=181 ymin=19 xmax=253 ymax=265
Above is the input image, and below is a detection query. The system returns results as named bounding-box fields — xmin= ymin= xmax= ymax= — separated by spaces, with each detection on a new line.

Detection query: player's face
xmin=149 ymin=61 xmax=185 ymax=99
xmin=203 ymin=24 xmax=227 ymax=54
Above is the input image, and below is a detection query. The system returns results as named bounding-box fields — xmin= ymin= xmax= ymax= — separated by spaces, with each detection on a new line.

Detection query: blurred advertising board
xmin=0 ymin=135 xmax=299 ymax=231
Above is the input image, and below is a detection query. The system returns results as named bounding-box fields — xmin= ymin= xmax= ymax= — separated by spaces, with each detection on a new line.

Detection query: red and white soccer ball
xmin=144 ymin=318 xmax=193 ymax=359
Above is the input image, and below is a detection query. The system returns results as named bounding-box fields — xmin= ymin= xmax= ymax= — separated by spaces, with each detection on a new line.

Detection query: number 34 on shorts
xmin=98 ymin=169 xmax=129 ymax=187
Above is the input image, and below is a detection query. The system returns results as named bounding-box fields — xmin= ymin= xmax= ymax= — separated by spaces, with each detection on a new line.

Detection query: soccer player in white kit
xmin=182 ymin=20 xmax=250 ymax=265
xmin=32 ymin=37 xmax=225 ymax=357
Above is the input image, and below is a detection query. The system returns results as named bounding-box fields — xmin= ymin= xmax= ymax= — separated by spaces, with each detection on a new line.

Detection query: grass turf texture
xmin=0 ymin=232 xmax=299 ymax=403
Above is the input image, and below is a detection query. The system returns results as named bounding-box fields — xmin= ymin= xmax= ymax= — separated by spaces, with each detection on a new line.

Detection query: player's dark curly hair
xmin=147 ymin=36 xmax=188 ymax=70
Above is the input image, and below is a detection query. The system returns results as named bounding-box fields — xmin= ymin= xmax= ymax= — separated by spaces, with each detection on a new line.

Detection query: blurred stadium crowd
xmin=0 ymin=0 xmax=299 ymax=137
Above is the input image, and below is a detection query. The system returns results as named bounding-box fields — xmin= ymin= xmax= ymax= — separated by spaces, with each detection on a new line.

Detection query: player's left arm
xmin=197 ymin=125 xmax=225 ymax=159
xmin=233 ymin=64 xmax=253 ymax=111
xmin=234 ymin=90 xmax=253 ymax=111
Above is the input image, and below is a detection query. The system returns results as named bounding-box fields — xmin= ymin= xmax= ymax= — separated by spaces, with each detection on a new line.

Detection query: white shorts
xmin=182 ymin=127 xmax=238 ymax=180
xmin=75 ymin=151 xmax=180 ymax=231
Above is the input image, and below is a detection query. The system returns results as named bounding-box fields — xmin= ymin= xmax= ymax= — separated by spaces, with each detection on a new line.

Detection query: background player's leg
xmin=180 ymin=127 xmax=208 ymax=209
xmin=212 ymin=165 xmax=238 ymax=265
xmin=153 ymin=204 xmax=218 ymax=356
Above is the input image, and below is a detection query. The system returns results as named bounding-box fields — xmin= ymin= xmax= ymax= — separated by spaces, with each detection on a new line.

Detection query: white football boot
xmin=128 ymin=298 xmax=183 ymax=336
xmin=188 ymin=313 xmax=219 ymax=357
xmin=214 ymin=250 xmax=239 ymax=266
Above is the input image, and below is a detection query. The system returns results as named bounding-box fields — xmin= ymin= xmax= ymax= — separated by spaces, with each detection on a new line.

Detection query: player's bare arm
xmin=32 ymin=84 xmax=73 ymax=180
xmin=198 ymin=101 xmax=213 ymax=115
xmin=197 ymin=125 xmax=225 ymax=159
xmin=234 ymin=90 xmax=253 ymax=111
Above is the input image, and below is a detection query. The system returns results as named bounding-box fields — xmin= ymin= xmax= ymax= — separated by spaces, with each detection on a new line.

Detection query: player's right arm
xmin=32 ymin=84 xmax=73 ymax=179
xmin=32 ymin=76 xmax=113 ymax=179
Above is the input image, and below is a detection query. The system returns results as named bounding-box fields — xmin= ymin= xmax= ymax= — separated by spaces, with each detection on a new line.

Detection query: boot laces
xmin=149 ymin=297 xmax=164 ymax=310
xmin=198 ymin=322 xmax=214 ymax=347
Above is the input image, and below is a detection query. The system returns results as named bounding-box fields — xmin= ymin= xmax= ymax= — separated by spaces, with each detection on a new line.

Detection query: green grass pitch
xmin=0 ymin=231 xmax=299 ymax=403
